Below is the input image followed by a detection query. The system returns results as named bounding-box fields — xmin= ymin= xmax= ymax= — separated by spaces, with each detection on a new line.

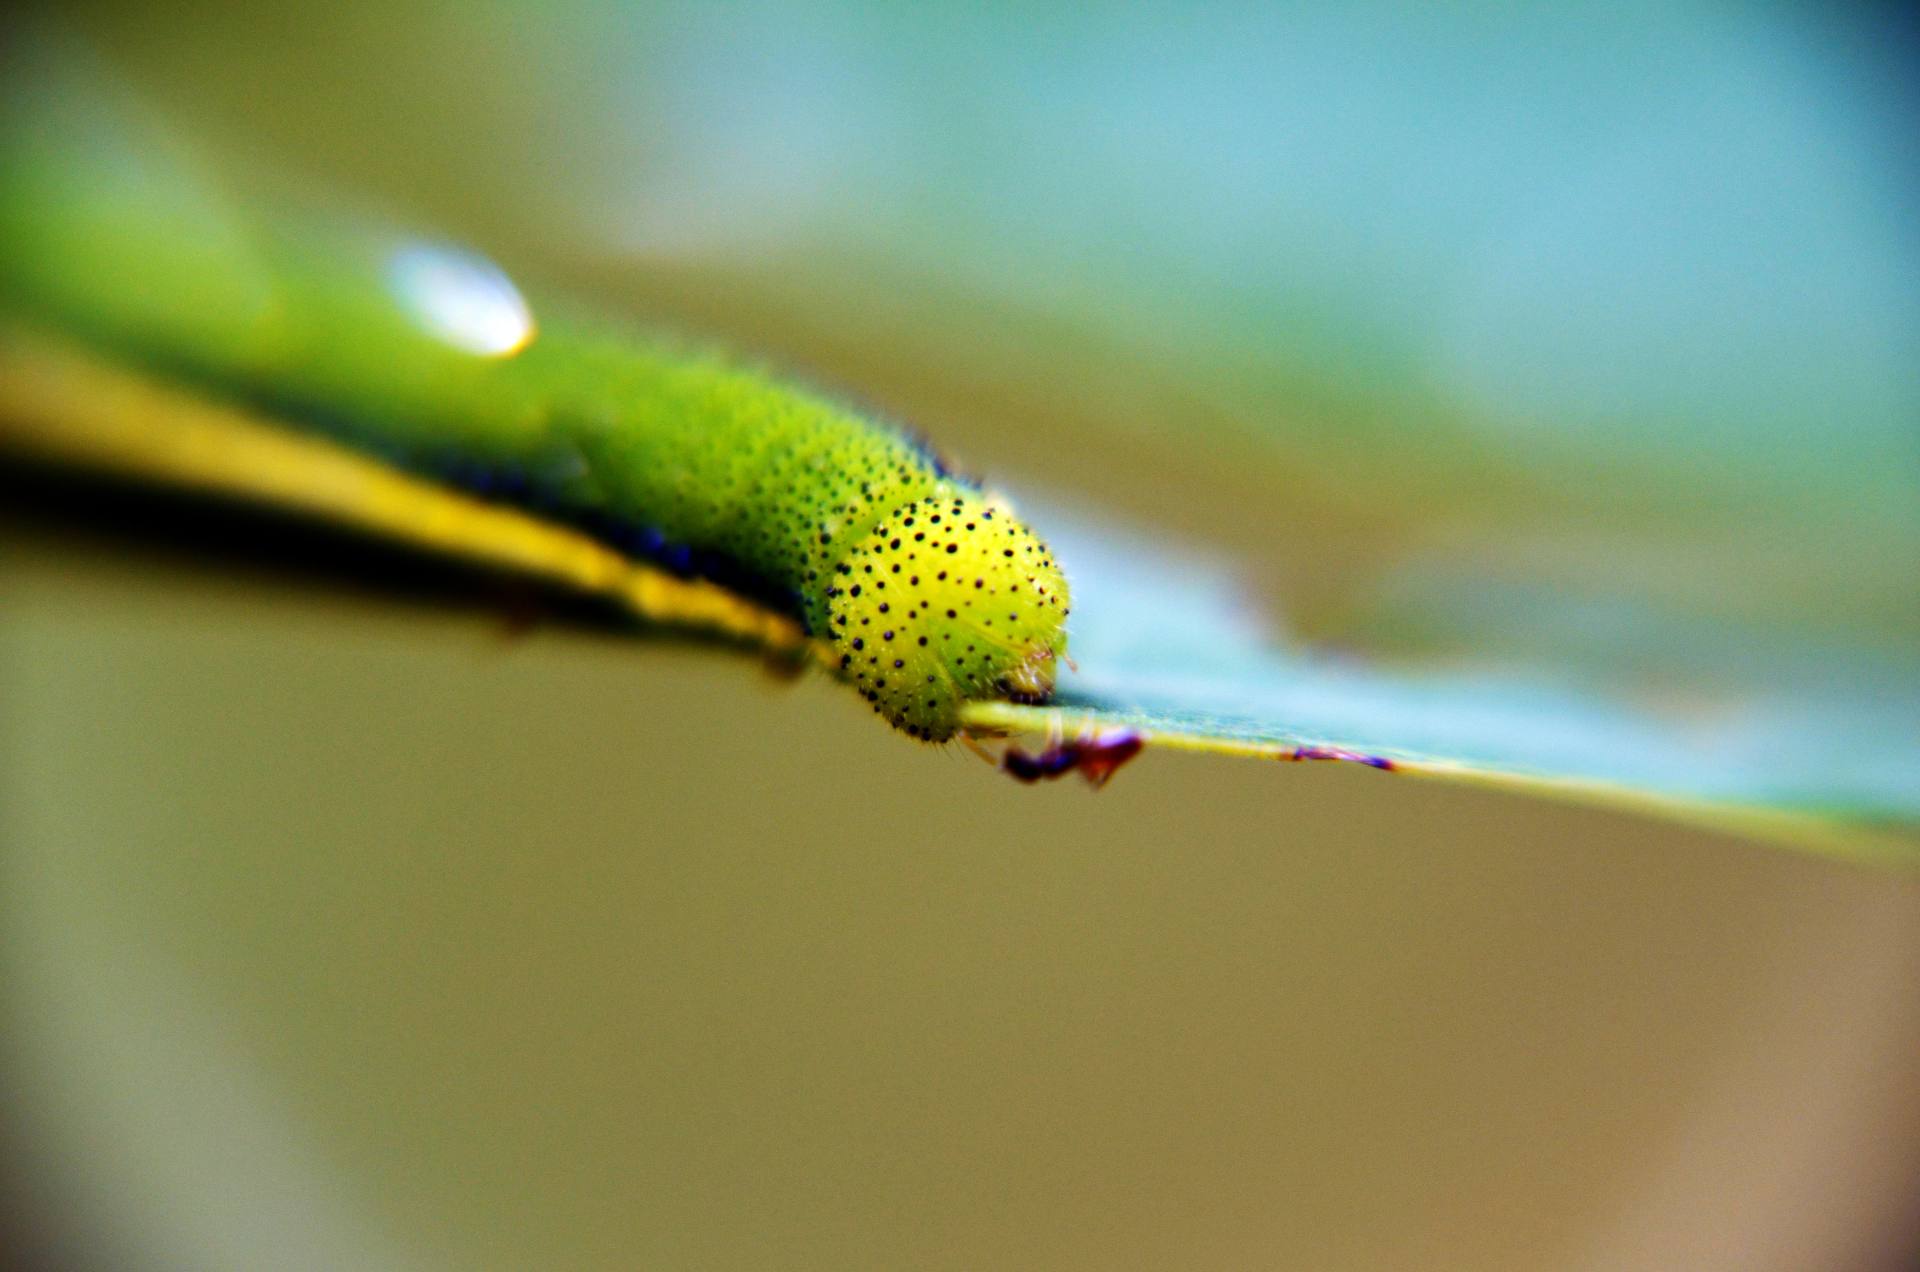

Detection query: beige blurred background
xmin=7 ymin=510 xmax=1920 ymax=1271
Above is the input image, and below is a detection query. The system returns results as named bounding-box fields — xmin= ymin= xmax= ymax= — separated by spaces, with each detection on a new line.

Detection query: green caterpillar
xmin=0 ymin=86 xmax=1069 ymax=742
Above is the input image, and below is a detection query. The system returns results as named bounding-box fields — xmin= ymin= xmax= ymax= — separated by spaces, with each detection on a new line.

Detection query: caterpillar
xmin=0 ymin=87 xmax=1070 ymax=744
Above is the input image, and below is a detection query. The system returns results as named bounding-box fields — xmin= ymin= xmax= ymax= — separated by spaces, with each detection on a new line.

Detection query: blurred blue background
xmin=51 ymin=0 xmax=1916 ymax=658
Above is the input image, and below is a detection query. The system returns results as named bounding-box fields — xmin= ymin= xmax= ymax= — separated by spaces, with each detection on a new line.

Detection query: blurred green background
xmin=5 ymin=2 xmax=1920 ymax=1269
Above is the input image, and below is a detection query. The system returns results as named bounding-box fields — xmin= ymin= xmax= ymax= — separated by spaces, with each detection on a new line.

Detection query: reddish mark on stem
xmin=1277 ymin=745 xmax=1395 ymax=771
xmin=1000 ymin=728 xmax=1145 ymax=789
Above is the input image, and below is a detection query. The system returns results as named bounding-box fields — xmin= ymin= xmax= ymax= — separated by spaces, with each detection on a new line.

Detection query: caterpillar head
xmin=824 ymin=490 xmax=1069 ymax=741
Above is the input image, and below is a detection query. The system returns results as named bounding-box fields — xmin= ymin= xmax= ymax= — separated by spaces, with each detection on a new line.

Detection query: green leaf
xmin=963 ymin=506 xmax=1920 ymax=863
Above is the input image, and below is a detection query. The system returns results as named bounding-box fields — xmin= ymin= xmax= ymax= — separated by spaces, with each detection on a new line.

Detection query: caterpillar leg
xmin=956 ymin=730 xmax=1001 ymax=767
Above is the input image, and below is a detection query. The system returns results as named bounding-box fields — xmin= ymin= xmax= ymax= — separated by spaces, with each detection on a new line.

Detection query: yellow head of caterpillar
xmin=823 ymin=489 xmax=1069 ymax=741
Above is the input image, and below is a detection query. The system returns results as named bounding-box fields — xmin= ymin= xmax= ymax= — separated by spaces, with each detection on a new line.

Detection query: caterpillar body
xmin=0 ymin=105 xmax=1069 ymax=742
